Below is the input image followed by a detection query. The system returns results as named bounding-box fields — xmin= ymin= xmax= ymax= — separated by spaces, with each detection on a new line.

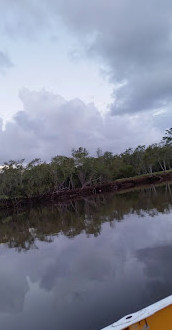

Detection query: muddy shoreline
xmin=0 ymin=171 xmax=171 ymax=210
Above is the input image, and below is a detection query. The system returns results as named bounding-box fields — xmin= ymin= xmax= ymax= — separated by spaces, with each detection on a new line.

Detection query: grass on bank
xmin=115 ymin=169 xmax=172 ymax=183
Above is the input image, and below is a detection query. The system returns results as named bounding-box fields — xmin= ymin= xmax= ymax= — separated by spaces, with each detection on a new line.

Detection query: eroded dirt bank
xmin=0 ymin=171 xmax=171 ymax=210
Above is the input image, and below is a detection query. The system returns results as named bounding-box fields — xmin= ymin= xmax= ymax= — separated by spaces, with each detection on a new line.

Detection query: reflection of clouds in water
xmin=40 ymin=248 xmax=113 ymax=292
xmin=0 ymin=211 xmax=172 ymax=329
xmin=0 ymin=255 xmax=29 ymax=313
xmin=136 ymin=245 xmax=172 ymax=300
xmin=37 ymin=214 xmax=172 ymax=314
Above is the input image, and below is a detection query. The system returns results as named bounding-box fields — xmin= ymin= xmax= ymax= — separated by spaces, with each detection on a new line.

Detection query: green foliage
xmin=0 ymin=129 xmax=171 ymax=199
xmin=162 ymin=128 xmax=172 ymax=145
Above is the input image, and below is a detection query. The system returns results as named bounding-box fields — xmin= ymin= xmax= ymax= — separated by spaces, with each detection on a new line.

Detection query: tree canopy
xmin=0 ymin=129 xmax=171 ymax=199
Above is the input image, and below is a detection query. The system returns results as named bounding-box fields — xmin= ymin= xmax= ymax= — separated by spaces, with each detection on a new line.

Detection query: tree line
xmin=0 ymin=128 xmax=171 ymax=199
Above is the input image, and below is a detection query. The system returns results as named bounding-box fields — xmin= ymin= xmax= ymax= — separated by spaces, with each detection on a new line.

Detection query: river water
xmin=0 ymin=183 xmax=172 ymax=330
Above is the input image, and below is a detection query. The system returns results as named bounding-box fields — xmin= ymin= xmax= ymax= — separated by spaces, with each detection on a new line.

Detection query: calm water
xmin=0 ymin=183 xmax=172 ymax=330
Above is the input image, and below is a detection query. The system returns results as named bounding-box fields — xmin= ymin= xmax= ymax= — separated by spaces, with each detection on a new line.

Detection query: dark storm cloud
xmin=1 ymin=0 xmax=172 ymax=115
xmin=52 ymin=0 xmax=172 ymax=114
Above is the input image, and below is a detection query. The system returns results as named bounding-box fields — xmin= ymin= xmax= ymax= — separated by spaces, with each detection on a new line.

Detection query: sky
xmin=0 ymin=0 xmax=172 ymax=162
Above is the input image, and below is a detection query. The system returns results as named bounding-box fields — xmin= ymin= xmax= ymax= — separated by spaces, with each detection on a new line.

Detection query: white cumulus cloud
xmin=0 ymin=89 xmax=163 ymax=162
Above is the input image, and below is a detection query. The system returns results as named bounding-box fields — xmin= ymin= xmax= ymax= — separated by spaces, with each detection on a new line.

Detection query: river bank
xmin=0 ymin=170 xmax=172 ymax=210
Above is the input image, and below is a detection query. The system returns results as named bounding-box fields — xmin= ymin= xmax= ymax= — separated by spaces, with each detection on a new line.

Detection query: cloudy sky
xmin=0 ymin=0 xmax=172 ymax=161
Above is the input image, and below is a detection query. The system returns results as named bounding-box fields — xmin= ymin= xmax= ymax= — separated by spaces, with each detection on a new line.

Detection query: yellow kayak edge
xmin=101 ymin=294 xmax=172 ymax=330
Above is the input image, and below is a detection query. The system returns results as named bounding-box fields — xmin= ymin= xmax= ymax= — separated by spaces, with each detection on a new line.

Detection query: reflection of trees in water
xmin=0 ymin=183 xmax=171 ymax=251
